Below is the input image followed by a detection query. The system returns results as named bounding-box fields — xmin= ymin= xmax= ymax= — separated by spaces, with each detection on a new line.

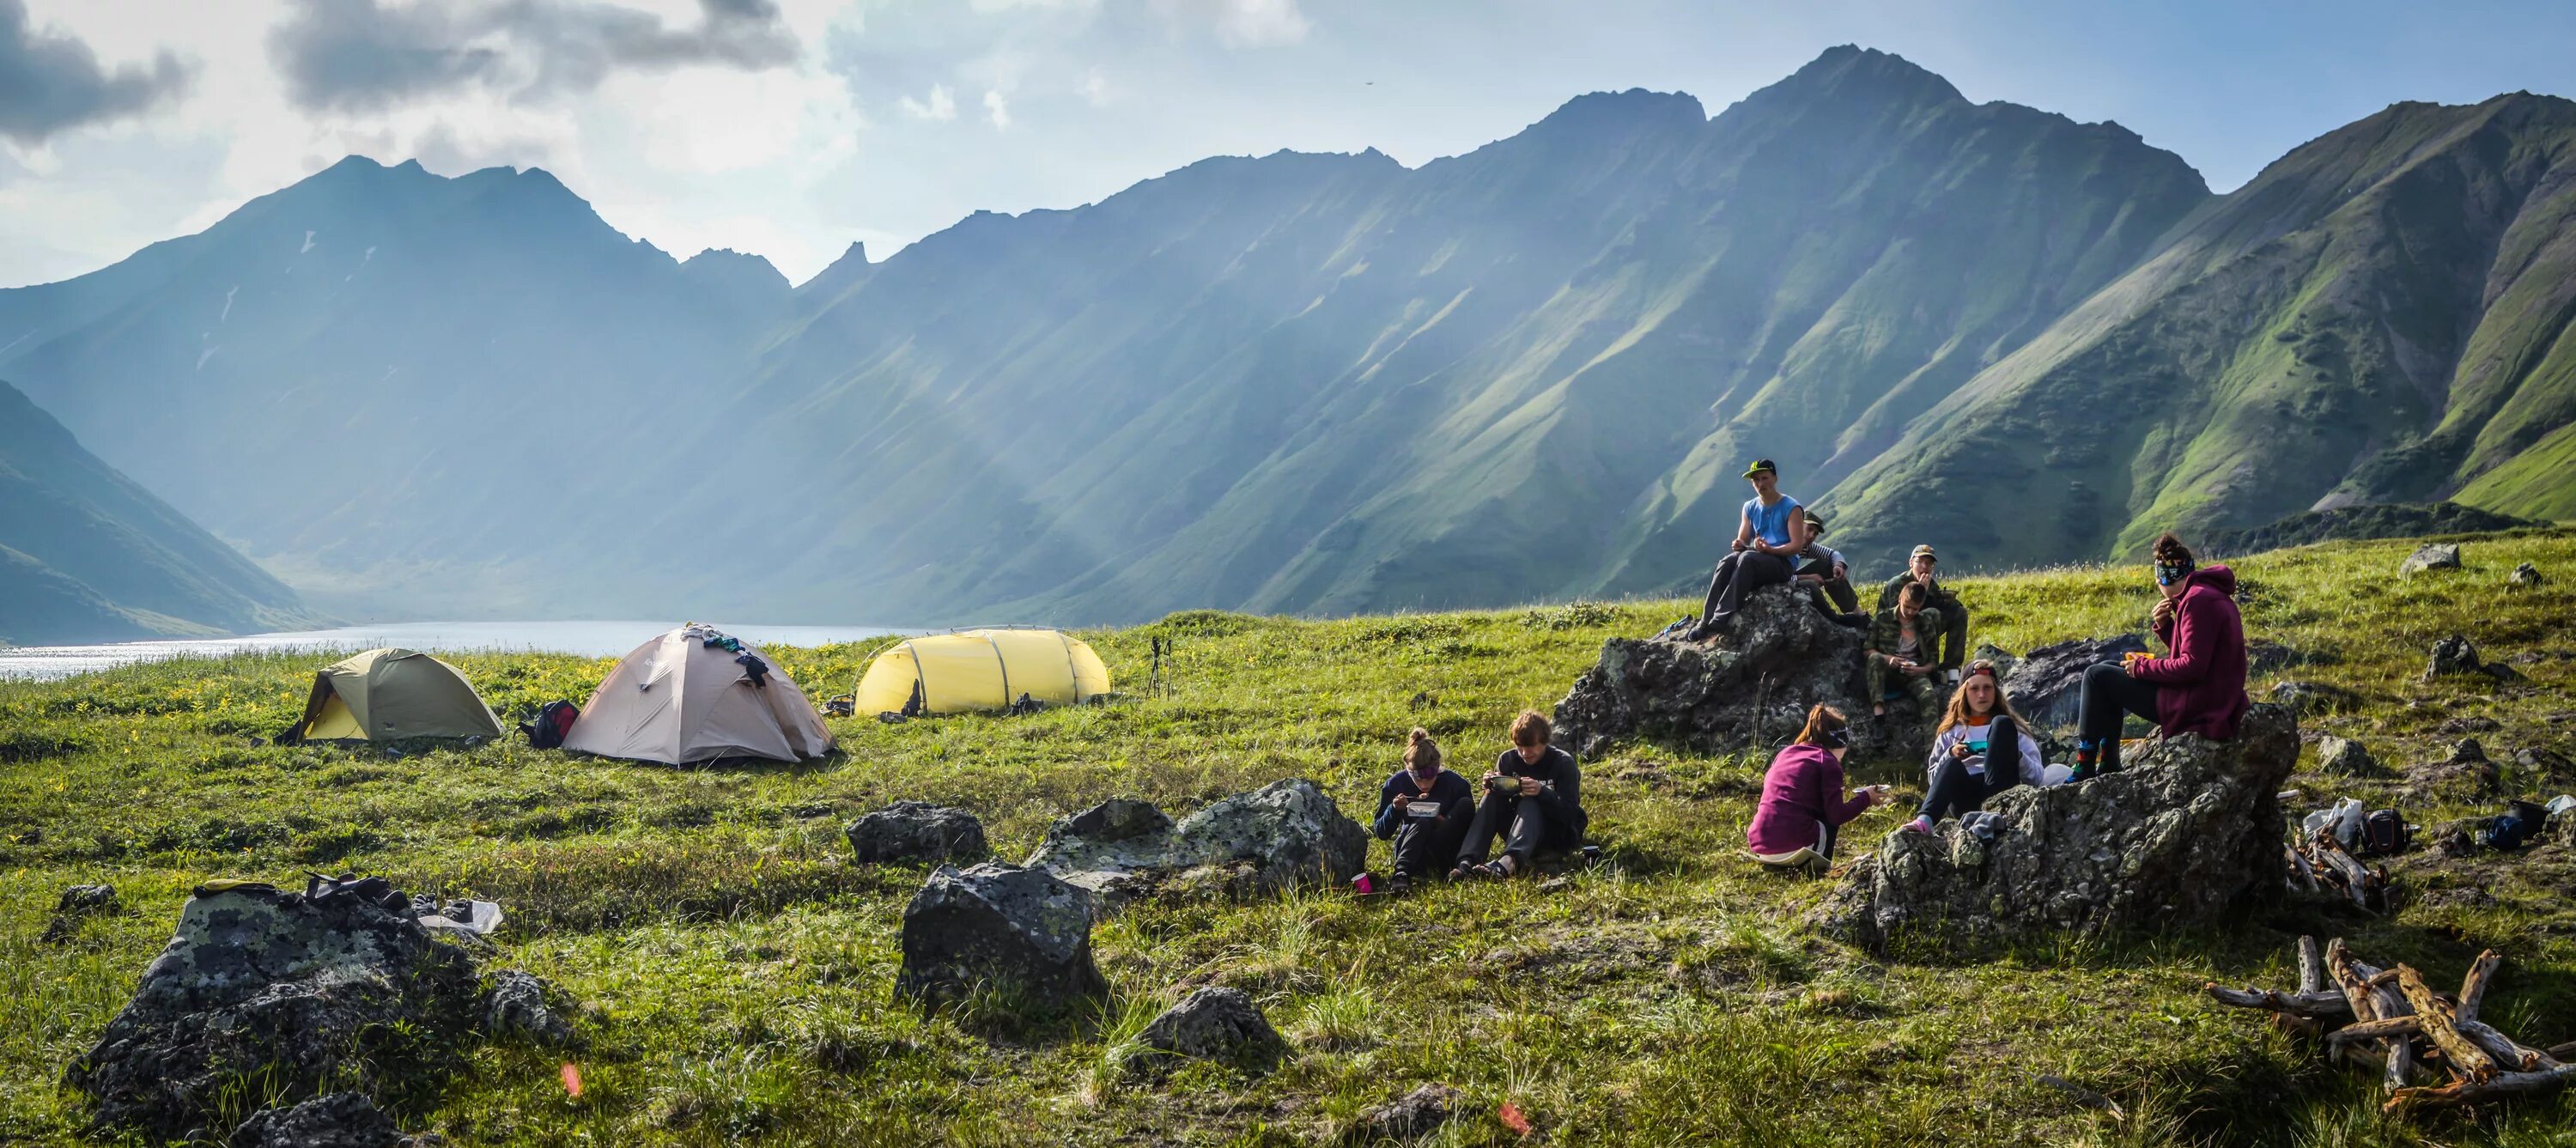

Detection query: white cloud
xmin=1078 ymin=66 xmax=1108 ymax=106
xmin=982 ymin=88 xmax=1010 ymax=129
xmin=1151 ymin=0 xmax=1306 ymax=48
xmin=898 ymin=82 xmax=955 ymax=120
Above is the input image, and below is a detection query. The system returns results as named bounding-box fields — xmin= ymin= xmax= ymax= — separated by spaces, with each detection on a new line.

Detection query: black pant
xmin=1917 ymin=716 xmax=2028 ymax=821
xmin=1389 ymin=814 xmax=1466 ymax=879
xmin=1699 ymin=550 xmax=1793 ymax=626
xmin=2078 ymin=663 xmax=2164 ymax=772
xmin=1795 ymin=557 xmax=1863 ymax=623
xmin=1457 ymin=792 xmax=1577 ymax=866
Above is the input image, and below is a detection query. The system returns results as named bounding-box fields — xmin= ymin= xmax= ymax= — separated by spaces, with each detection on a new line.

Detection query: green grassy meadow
xmin=6 ymin=530 xmax=2576 ymax=1145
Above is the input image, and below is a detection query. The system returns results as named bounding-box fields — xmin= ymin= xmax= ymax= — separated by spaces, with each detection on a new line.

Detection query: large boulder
xmin=1552 ymin=586 xmax=1911 ymax=759
xmin=1120 ymin=987 xmax=1287 ymax=1077
xmin=67 ymin=884 xmax=479 ymax=1139
xmin=2399 ymin=544 xmax=2463 ymax=574
xmin=2001 ymin=635 xmax=2149 ymax=734
xmin=1814 ymin=704 xmax=2300 ymax=953
xmin=896 ymin=863 xmax=1107 ymax=1009
xmin=846 ymin=801 xmax=990 ymax=866
xmin=1025 ymin=781 xmax=1367 ymax=909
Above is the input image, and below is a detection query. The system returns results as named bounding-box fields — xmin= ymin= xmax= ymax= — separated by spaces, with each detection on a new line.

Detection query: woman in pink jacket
xmin=2070 ymin=532 xmax=2251 ymax=779
xmin=1746 ymin=705 xmax=1887 ymax=873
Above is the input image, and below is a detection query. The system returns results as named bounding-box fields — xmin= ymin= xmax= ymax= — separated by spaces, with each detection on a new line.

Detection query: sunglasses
xmin=2155 ymin=562 xmax=2193 ymax=586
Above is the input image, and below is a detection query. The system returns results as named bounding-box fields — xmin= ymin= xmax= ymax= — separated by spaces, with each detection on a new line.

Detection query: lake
xmin=0 ymin=621 xmax=907 ymax=682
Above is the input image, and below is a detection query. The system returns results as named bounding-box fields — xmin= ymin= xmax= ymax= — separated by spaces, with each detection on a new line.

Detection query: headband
xmin=1966 ymin=665 xmax=1999 ymax=682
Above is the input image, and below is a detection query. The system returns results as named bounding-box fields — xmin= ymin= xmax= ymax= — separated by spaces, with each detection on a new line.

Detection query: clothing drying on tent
xmin=854 ymin=629 xmax=1111 ymax=716
xmin=279 ymin=648 xmax=505 ymax=744
xmin=564 ymin=623 xmax=834 ymax=765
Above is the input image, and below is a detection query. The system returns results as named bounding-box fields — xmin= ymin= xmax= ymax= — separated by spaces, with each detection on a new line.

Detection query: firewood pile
xmin=2286 ymin=830 xmax=2391 ymax=913
xmin=2207 ymin=936 xmax=2576 ymax=1112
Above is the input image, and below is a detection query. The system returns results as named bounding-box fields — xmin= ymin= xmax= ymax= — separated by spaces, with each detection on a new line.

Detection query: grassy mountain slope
xmin=0 ymin=158 xmax=788 ymax=618
xmin=1828 ymin=94 xmax=2576 ymax=571
xmin=4 ymin=530 xmax=2573 ymax=1143
xmin=0 ymin=379 xmax=309 ymax=645
xmin=676 ymin=47 xmax=2206 ymax=624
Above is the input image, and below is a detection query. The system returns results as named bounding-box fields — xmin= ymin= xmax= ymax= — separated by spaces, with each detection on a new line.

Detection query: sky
xmin=5 ymin=0 xmax=2576 ymax=289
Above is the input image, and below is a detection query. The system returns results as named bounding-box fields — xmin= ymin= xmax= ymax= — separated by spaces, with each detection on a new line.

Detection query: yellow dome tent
xmin=280 ymin=648 xmax=505 ymax=744
xmin=854 ymin=629 xmax=1111 ymax=716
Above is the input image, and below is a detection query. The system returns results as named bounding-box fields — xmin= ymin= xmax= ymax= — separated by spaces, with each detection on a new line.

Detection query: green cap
xmin=1742 ymin=459 xmax=1777 ymax=478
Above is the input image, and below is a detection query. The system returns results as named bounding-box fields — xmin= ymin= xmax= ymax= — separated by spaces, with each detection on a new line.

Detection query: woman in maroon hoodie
xmin=2070 ymin=532 xmax=2250 ymax=779
xmin=1746 ymin=705 xmax=1888 ymax=872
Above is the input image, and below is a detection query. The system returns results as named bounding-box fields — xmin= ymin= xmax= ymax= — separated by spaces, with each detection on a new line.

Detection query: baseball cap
xmin=1742 ymin=459 xmax=1777 ymax=478
xmin=1910 ymin=544 xmax=1937 ymax=562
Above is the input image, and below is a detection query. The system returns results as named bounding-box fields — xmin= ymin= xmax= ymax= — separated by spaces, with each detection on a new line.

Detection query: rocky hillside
xmin=1830 ymin=93 xmax=2576 ymax=569
xmin=0 ymin=379 xmax=310 ymax=645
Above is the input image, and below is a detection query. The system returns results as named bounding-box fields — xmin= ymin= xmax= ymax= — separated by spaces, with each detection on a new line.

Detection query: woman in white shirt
xmin=1902 ymin=660 xmax=2044 ymax=834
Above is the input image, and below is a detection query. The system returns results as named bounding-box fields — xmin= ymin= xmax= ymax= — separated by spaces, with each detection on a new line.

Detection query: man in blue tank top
xmin=1684 ymin=459 xmax=1809 ymax=641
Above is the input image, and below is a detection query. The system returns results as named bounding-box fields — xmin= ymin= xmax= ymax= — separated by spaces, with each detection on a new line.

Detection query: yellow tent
xmin=854 ymin=629 xmax=1111 ymax=716
xmin=282 ymin=648 xmax=505 ymax=744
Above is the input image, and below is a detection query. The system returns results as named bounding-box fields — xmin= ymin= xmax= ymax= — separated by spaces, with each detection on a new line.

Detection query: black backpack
xmin=519 ymin=701 xmax=579 ymax=750
xmin=2356 ymin=809 xmax=2409 ymax=857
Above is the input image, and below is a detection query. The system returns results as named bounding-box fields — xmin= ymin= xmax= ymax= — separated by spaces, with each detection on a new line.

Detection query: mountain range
xmin=0 ymin=46 xmax=2568 ymax=633
xmin=0 ymin=378 xmax=311 ymax=645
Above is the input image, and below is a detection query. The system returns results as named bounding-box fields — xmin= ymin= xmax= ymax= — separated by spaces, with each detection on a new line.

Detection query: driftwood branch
xmin=2297 ymin=936 xmax=2325 ymax=996
xmin=2202 ymin=984 xmax=2351 ymax=1018
xmin=2387 ymin=1063 xmax=2576 ymax=1112
xmin=2397 ymin=964 xmax=2497 ymax=1082
xmin=2457 ymin=950 xmax=2501 ymax=1023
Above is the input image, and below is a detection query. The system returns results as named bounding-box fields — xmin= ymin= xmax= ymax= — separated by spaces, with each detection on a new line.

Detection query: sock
xmin=2074 ymin=738 xmax=2099 ymax=771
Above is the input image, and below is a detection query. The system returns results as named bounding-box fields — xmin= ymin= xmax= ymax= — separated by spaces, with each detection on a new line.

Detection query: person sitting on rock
xmin=1791 ymin=511 xmax=1867 ymax=629
xmin=1371 ymin=728 xmax=1473 ymax=890
xmin=1747 ymin=705 xmax=1887 ymax=873
xmin=1866 ymin=581 xmax=1945 ymax=717
xmin=2070 ymin=532 xmax=2250 ymax=780
xmin=1876 ymin=544 xmax=1970 ymax=685
xmin=1683 ymin=459 xmax=1808 ymax=641
xmin=1452 ymin=710 xmax=1586 ymax=880
xmin=1901 ymin=661 xmax=2045 ymax=834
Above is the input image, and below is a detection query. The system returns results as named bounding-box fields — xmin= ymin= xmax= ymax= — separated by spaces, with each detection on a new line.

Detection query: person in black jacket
xmin=1370 ymin=728 xmax=1473 ymax=890
xmin=1452 ymin=710 xmax=1587 ymax=879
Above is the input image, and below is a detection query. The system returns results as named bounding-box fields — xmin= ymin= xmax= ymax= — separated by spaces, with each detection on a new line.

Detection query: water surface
xmin=0 ymin=621 xmax=904 ymax=682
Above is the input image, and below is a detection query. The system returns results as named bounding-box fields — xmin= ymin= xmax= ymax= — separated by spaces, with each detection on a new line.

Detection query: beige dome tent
xmin=854 ymin=629 xmax=1111 ymax=716
xmin=281 ymin=648 xmax=504 ymax=744
xmin=566 ymin=624 xmax=834 ymax=765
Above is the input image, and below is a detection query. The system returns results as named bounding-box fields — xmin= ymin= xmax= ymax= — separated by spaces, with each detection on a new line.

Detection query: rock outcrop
xmin=896 ymin=863 xmax=1107 ymax=1009
xmin=228 ymin=1091 xmax=411 ymax=1148
xmin=1025 ymin=781 xmax=1368 ymax=909
xmin=67 ymin=884 xmax=480 ymax=1139
xmin=483 ymin=969 xmax=577 ymax=1047
xmin=1342 ymin=1084 xmax=1462 ymax=1144
xmin=2510 ymin=562 xmax=2543 ymax=587
xmin=1552 ymin=586 xmax=1919 ymax=759
xmin=1814 ymin=704 xmax=2300 ymax=953
xmin=2316 ymin=735 xmax=2382 ymax=777
xmin=2399 ymin=543 xmax=2463 ymax=575
xmin=2269 ymin=679 xmax=2363 ymax=715
xmin=2002 ymin=635 xmax=2149 ymax=733
xmin=1121 ymin=987 xmax=1287 ymax=1077
xmin=846 ymin=801 xmax=990 ymax=866
xmin=41 ymin=883 xmax=119 ymax=944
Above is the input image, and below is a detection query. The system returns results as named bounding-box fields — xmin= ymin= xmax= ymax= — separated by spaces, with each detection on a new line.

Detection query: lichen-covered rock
xmin=40 ymin=883 xmax=119 ymax=944
xmin=2317 ymin=735 xmax=2381 ymax=776
xmin=2002 ymin=635 xmax=2150 ymax=733
xmin=1814 ymin=704 xmax=2300 ymax=953
xmin=1024 ymin=782 xmax=1367 ymax=910
xmin=1120 ymin=987 xmax=1286 ymax=1077
xmin=1551 ymin=586 xmax=1918 ymax=760
xmin=2400 ymin=543 xmax=2463 ymax=574
xmin=483 ymin=969 xmax=577 ymax=1047
xmin=67 ymin=884 xmax=478 ymax=1139
xmin=2510 ymin=562 xmax=2544 ymax=587
xmin=228 ymin=1091 xmax=406 ymax=1148
xmin=2427 ymin=635 xmax=2485 ymax=679
xmin=896 ymin=863 xmax=1106 ymax=1008
xmin=846 ymin=801 xmax=990 ymax=866
xmin=1342 ymin=1084 xmax=1461 ymax=1144
xmin=2269 ymin=679 xmax=2363 ymax=715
